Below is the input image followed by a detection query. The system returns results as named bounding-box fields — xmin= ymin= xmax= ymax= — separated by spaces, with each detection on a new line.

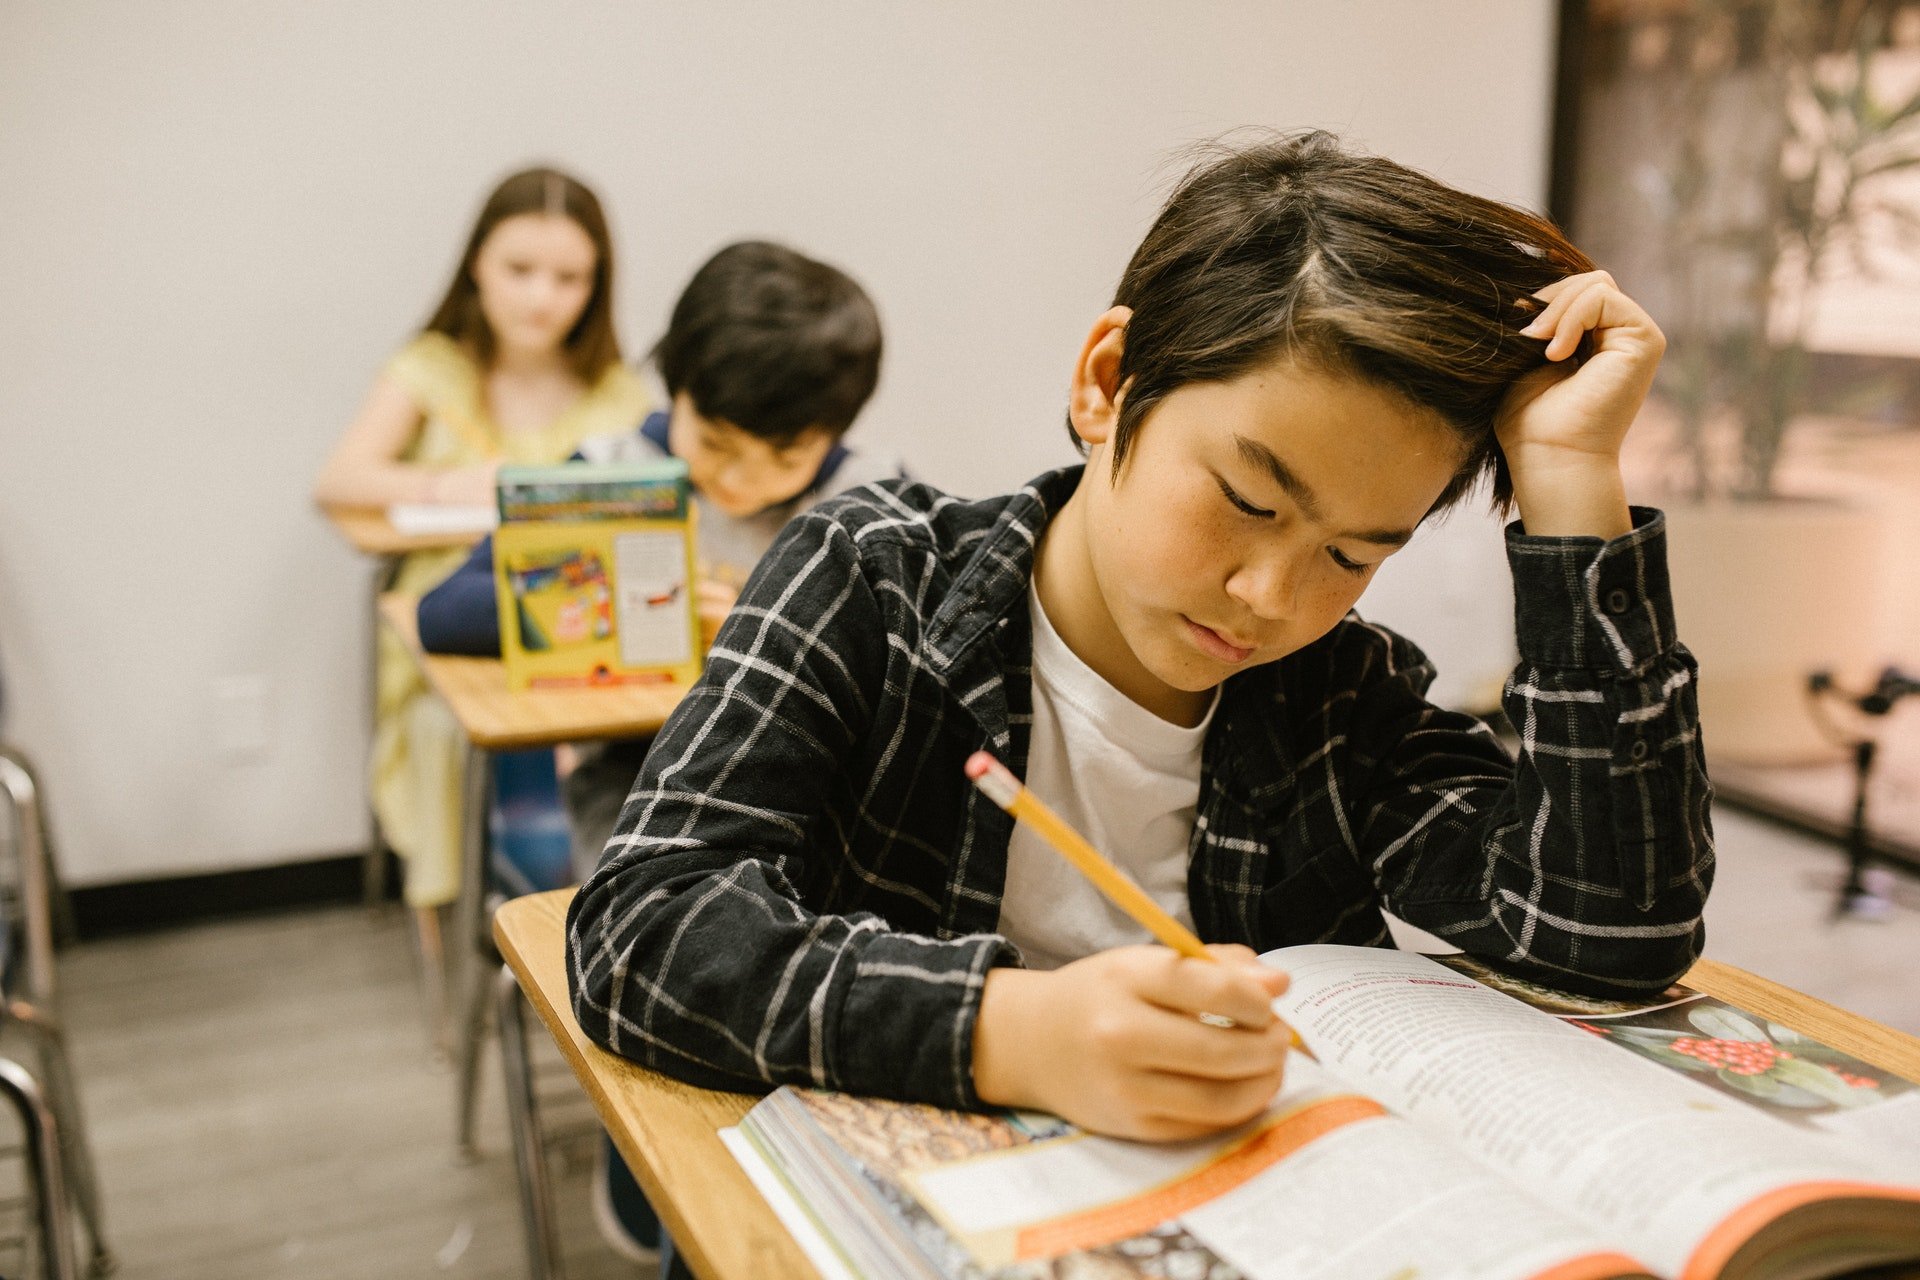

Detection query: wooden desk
xmin=321 ymin=502 xmax=487 ymax=556
xmin=377 ymin=589 xmax=695 ymax=1203
xmin=495 ymin=887 xmax=1920 ymax=1280
xmin=377 ymin=593 xmax=688 ymax=750
xmin=324 ymin=502 xmax=487 ymax=908
xmin=498 ymin=889 xmax=816 ymax=1280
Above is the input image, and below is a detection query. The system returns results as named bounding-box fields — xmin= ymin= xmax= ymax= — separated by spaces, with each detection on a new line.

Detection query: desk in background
xmin=495 ymin=887 xmax=1920 ymax=1280
xmin=381 ymin=591 xmax=697 ymax=1277
xmin=375 ymin=586 xmax=688 ymax=1009
xmin=376 ymin=593 xmax=688 ymax=750
xmin=321 ymin=502 xmax=489 ymax=908
xmin=377 ymin=591 xmax=692 ymax=1156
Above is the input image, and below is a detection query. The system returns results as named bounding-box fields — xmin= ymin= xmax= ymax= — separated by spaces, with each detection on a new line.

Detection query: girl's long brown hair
xmin=423 ymin=167 xmax=622 ymax=382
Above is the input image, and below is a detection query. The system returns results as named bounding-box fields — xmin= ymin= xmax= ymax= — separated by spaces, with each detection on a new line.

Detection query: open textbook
xmin=723 ymin=944 xmax=1920 ymax=1280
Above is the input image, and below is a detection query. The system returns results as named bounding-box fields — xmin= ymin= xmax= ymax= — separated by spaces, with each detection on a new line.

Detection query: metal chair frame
xmin=0 ymin=747 xmax=113 ymax=1277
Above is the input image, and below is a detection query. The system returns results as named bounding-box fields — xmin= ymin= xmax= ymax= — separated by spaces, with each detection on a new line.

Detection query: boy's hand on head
xmin=972 ymin=944 xmax=1294 ymax=1142
xmin=1496 ymin=270 xmax=1662 ymax=539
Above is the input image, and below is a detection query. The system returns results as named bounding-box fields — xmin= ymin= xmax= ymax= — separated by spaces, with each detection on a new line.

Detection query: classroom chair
xmin=454 ymin=749 xmax=572 ymax=1279
xmin=0 ymin=748 xmax=113 ymax=1277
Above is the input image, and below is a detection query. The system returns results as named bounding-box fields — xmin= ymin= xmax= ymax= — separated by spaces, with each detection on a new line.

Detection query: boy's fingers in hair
xmin=1543 ymin=281 xmax=1658 ymax=364
xmin=1519 ymin=270 xmax=1618 ymax=346
xmin=1524 ymin=275 xmax=1638 ymax=362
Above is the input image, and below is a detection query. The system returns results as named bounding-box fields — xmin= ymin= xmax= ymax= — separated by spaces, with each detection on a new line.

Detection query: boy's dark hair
xmin=1090 ymin=130 xmax=1596 ymax=513
xmin=654 ymin=241 xmax=883 ymax=445
xmin=425 ymin=166 xmax=623 ymax=382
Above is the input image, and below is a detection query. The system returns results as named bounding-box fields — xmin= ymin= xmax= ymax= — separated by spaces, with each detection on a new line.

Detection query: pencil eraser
xmin=964 ymin=751 xmax=994 ymax=781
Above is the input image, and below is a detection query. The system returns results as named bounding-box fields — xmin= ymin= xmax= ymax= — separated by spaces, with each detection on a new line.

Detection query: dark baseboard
xmin=69 ymin=851 xmax=397 ymax=941
xmin=1715 ymin=788 xmax=1920 ymax=879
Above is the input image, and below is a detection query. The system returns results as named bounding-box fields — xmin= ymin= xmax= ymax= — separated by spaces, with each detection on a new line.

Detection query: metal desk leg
xmin=454 ymin=745 xmax=493 ymax=1155
xmin=363 ymin=554 xmax=403 ymax=909
xmin=497 ymin=962 xmax=563 ymax=1279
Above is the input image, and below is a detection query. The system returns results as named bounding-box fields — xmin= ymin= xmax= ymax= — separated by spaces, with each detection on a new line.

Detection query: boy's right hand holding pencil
xmin=966 ymin=751 xmax=1297 ymax=1142
xmin=971 ymin=943 xmax=1294 ymax=1142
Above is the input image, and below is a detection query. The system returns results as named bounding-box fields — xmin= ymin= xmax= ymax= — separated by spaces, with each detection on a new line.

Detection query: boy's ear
xmin=1067 ymin=306 xmax=1132 ymax=447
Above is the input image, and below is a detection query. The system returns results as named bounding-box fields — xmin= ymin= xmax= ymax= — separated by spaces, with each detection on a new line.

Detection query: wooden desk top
xmin=497 ymin=889 xmax=816 ymax=1280
xmin=321 ymin=503 xmax=486 ymax=556
xmin=377 ymin=593 xmax=689 ymax=750
xmin=495 ymin=887 xmax=1920 ymax=1280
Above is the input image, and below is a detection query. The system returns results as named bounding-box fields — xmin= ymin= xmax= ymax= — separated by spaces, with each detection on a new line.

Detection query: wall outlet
xmin=212 ymin=674 xmax=272 ymax=763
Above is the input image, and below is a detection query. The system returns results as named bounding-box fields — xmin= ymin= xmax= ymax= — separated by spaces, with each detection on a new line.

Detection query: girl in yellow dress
xmin=314 ymin=168 xmax=647 ymax=908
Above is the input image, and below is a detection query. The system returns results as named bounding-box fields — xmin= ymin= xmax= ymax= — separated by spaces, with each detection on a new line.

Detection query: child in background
xmin=569 ymin=132 xmax=1715 ymax=1144
xmin=418 ymin=239 xmax=888 ymax=1267
xmin=418 ymin=239 xmax=892 ymax=871
xmin=313 ymin=168 xmax=647 ymax=910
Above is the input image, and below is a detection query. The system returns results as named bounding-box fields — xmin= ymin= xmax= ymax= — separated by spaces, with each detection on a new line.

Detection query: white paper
xmin=611 ymin=530 xmax=693 ymax=666
xmin=385 ymin=503 xmax=498 ymax=535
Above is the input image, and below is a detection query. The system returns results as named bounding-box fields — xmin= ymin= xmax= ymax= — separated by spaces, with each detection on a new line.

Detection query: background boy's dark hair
xmin=1082 ymin=130 xmax=1597 ymax=514
xmin=654 ymin=240 xmax=883 ymax=446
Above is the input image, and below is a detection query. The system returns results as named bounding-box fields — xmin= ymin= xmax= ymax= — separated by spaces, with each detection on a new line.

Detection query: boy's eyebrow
xmin=1232 ymin=435 xmax=1416 ymax=548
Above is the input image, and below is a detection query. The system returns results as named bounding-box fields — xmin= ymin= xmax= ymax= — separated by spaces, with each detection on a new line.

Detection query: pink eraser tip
xmin=964 ymin=752 xmax=995 ymax=781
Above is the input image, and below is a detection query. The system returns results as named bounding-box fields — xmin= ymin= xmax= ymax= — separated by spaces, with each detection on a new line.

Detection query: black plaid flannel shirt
xmin=568 ymin=467 xmax=1714 ymax=1109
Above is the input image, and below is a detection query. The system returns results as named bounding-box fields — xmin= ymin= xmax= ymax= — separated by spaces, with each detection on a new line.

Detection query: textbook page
xmin=1267 ymin=945 xmax=1920 ymax=1278
xmin=747 ymin=1063 xmax=1649 ymax=1280
xmin=1431 ymin=952 xmax=1920 ymax=1153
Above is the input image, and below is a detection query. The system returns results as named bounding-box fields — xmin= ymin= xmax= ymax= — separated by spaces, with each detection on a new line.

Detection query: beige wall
xmin=0 ymin=1 xmax=1557 ymax=883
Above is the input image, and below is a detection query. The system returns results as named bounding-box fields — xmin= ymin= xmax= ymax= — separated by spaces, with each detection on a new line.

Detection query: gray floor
xmin=15 ymin=803 xmax=1920 ymax=1280
xmin=37 ymin=904 xmax=644 ymax=1280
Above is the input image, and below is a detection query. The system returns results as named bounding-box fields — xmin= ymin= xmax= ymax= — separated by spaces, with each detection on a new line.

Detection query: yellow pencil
xmin=966 ymin=750 xmax=1211 ymax=959
xmin=965 ymin=749 xmax=1312 ymax=1055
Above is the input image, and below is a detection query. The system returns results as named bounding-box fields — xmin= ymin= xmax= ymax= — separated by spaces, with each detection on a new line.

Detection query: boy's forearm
xmin=971 ymin=968 xmax=1045 ymax=1110
xmin=1374 ymin=509 xmax=1713 ymax=994
xmin=1505 ymin=448 xmax=1632 ymax=540
xmin=568 ymin=837 xmax=1014 ymax=1108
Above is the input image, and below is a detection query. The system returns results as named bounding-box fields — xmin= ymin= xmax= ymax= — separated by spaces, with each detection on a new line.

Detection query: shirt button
xmin=1604 ymin=587 xmax=1632 ymax=616
xmin=1629 ymin=739 xmax=1649 ymax=762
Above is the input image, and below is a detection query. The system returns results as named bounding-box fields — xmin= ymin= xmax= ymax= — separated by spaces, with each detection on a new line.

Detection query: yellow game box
xmin=491 ymin=460 xmax=702 ymax=690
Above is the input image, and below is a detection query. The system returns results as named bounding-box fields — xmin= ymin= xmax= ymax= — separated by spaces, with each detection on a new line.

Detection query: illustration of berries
xmin=1836 ymin=1071 xmax=1881 ymax=1089
xmin=1670 ymin=1036 xmax=1795 ymax=1076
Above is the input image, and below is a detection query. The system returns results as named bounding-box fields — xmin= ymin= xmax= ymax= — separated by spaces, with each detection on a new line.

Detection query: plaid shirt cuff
xmin=833 ymin=932 xmax=1019 ymax=1109
xmin=1507 ymin=507 xmax=1677 ymax=673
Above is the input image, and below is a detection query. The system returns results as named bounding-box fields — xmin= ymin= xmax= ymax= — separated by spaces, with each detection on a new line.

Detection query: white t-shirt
xmin=995 ymin=580 xmax=1217 ymax=970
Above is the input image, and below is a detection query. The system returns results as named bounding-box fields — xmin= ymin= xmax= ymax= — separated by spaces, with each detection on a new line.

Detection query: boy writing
xmin=568 ymin=133 xmax=1713 ymax=1143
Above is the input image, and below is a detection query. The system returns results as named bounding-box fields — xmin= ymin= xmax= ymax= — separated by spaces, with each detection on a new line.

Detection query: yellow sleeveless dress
xmin=373 ymin=332 xmax=648 ymax=906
